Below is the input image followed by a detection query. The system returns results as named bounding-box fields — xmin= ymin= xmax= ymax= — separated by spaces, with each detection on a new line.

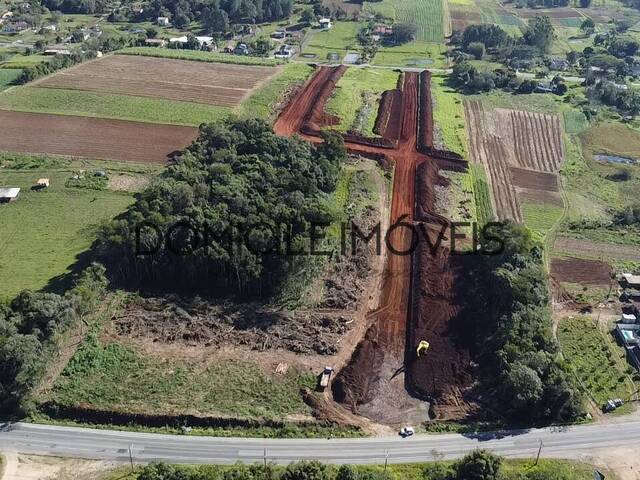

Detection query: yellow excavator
xmin=416 ymin=340 xmax=430 ymax=357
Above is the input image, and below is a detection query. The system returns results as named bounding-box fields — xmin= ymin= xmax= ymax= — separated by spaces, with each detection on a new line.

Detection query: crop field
xmin=551 ymin=257 xmax=613 ymax=285
xmin=464 ymin=100 xmax=565 ymax=224
xmin=0 ymin=87 xmax=230 ymax=126
xmin=325 ymin=67 xmax=400 ymax=136
xmin=521 ymin=202 xmax=564 ymax=241
xmin=0 ymin=154 xmax=156 ymax=300
xmin=363 ymin=0 xmax=446 ymax=42
xmin=0 ymin=110 xmax=197 ymax=163
xmin=558 ymin=316 xmax=637 ymax=415
xmin=35 ymin=55 xmax=280 ymax=107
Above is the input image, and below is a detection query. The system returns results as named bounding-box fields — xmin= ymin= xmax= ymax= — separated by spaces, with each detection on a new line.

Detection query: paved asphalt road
xmin=0 ymin=421 xmax=639 ymax=465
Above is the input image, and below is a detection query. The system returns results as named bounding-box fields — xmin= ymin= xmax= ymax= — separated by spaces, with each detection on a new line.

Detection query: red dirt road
xmin=276 ymin=67 xmax=432 ymax=423
xmin=0 ymin=110 xmax=197 ymax=163
xmin=275 ymin=66 xmax=474 ymax=424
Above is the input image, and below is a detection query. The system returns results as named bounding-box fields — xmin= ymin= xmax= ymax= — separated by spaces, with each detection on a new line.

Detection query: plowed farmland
xmin=275 ymin=65 xmax=474 ymax=424
xmin=0 ymin=110 xmax=197 ymax=163
xmin=551 ymin=257 xmax=613 ymax=286
xmin=35 ymin=55 xmax=279 ymax=107
xmin=464 ymin=100 xmax=565 ymax=223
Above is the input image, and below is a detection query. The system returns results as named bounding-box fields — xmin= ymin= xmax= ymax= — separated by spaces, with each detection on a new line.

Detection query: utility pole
xmin=264 ymin=448 xmax=267 ymax=468
xmin=128 ymin=443 xmax=134 ymax=472
xmin=384 ymin=450 xmax=389 ymax=473
xmin=535 ymin=439 xmax=544 ymax=466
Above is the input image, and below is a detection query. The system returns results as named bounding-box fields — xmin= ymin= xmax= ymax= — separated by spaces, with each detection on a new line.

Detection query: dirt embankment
xmin=405 ymin=162 xmax=478 ymax=421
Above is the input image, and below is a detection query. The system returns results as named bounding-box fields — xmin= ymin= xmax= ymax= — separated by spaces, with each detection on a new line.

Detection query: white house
xmin=0 ymin=187 xmax=20 ymax=203
xmin=157 ymin=16 xmax=169 ymax=26
xmin=319 ymin=18 xmax=332 ymax=30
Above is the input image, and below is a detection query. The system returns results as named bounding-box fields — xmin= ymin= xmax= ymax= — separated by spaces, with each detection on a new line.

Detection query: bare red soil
xmin=0 ymin=110 xmax=197 ymax=163
xmin=275 ymin=66 xmax=473 ymax=423
xmin=37 ymin=55 xmax=277 ymax=107
xmin=551 ymin=257 xmax=613 ymax=286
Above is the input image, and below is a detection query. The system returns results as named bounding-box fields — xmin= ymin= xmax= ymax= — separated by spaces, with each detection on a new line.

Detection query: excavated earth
xmin=274 ymin=66 xmax=474 ymax=424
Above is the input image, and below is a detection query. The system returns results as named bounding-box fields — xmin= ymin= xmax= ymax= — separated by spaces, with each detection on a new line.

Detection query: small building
xmin=373 ymin=25 xmax=393 ymax=35
xmin=271 ymin=30 xmax=285 ymax=39
xmin=144 ymin=38 xmax=166 ymax=47
xmin=274 ymin=44 xmax=293 ymax=59
xmin=36 ymin=178 xmax=50 ymax=188
xmin=621 ymin=273 xmax=640 ymax=289
xmin=616 ymin=323 xmax=640 ymax=370
xmin=157 ymin=16 xmax=169 ymax=26
xmin=622 ymin=313 xmax=638 ymax=323
xmin=234 ymin=43 xmax=249 ymax=55
xmin=2 ymin=21 xmax=28 ymax=33
xmin=43 ymin=24 xmax=58 ymax=32
xmin=318 ymin=18 xmax=332 ymax=30
xmin=535 ymin=83 xmax=553 ymax=93
xmin=44 ymin=48 xmax=71 ymax=56
xmin=0 ymin=187 xmax=20 ymax=203
xmin=549 ymin=57 xmax=569 ymax=71
xmin=285 ymin=30 xmax=302 ymax=40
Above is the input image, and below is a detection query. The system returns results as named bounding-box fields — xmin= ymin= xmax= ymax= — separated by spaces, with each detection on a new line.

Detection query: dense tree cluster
xmin=590 ymin=80 xmax=640 ymax=115
xmin=474 ymin=223 xmax=584 ymax=423
xmin=141 ymin=0 xmax=293 ymax=30
xmin=98 ymin=118 xmax=347 ymax=296
xmin=0 ymin=265 xmax=107 ymax=413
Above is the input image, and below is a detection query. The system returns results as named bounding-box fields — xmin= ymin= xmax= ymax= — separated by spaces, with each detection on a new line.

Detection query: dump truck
xmin=319 ymin=366 xmax=334 ymax=390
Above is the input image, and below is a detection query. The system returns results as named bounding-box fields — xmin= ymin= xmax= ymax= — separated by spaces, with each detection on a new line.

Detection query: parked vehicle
xmin=399 ymin=426 xmax=415 ymax=437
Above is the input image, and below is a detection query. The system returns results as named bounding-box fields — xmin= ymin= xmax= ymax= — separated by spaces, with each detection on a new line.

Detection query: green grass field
xmin=302 ymin=21 xmax=361 ymax=61
xmin=372 ymin=42 xmax=447 ymax=68
xmin=0 ymin=155 xmax=155 ymax=300
xmin=240 ymin=63 xmax=314 ymax=121
xmin=116 ymin=47 xmax=283 ymax=66
xmin=0 ymin=54 xmax=48 ymax=69
xmin=364 ymin=0 xmax=445 ymax=42
xmin=522 ymin=202 xmax=564 ymax=243
xmin=470 ymin=164 xmax=493 ymax=225
xmin=0 ymin=86 xmax=231 ymax=126
xmin=51 ymin=334 xmax=316 ymax=420
xmin=431 ymin=74 xmax=468 ymax=157
xmin=558 ymin=316 xmax=638 ymax=415
xmin=0 ymin=68 xmax=21 ymax=91
xmin=325 ymin=67 xmax=400 ymax=136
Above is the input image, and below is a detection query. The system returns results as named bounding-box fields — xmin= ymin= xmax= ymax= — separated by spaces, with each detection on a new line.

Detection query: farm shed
xmin=616 ymin=323 xmax=640 ymax=371
xmin=621 ymin=273 xmax=640 ymax=289
xmin=0 ymin=187 xmax=20 ymax=203
xmin=36 ymin=178 xmax=49 ymax=188
xmin=144 ymin=38 xmax=166 ymax=47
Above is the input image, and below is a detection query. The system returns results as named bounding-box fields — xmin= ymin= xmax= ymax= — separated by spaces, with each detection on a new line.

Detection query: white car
xmin=399 ymin=426 xmax=415 ymax=438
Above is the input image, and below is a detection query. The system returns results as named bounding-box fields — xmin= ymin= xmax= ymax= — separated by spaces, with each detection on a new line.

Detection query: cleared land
xmin=551 ymin=257 xmax=613 ymax=286
xmin=555 ymin=236 xmax=640 ymax=262
xmin=35 ymin=55 xmax=279 ymax=107
xmin=464 ymin=100 xmax=565 ymax=223
xmin=117 ymin=46 xmax=282 ymax=66
xmin=0 ymin=110 xmax=197 ymax=163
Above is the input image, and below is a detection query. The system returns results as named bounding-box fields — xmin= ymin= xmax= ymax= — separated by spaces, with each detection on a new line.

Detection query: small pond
xmin=595 ymin=154 xmax=638 ymax=165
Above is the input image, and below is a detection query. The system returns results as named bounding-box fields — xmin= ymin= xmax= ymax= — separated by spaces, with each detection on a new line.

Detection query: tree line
xmin=0 ymin=264 xmax=107 ymax=413
xmin=471 ymin=223 xmax=584 ymax=423
xmin=97 ymin=118 xmax=347 ymax=297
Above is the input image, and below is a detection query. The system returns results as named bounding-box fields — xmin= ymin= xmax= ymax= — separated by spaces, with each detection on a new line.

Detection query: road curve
xmin=1 ymin=421 xmax=639 ymax=465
